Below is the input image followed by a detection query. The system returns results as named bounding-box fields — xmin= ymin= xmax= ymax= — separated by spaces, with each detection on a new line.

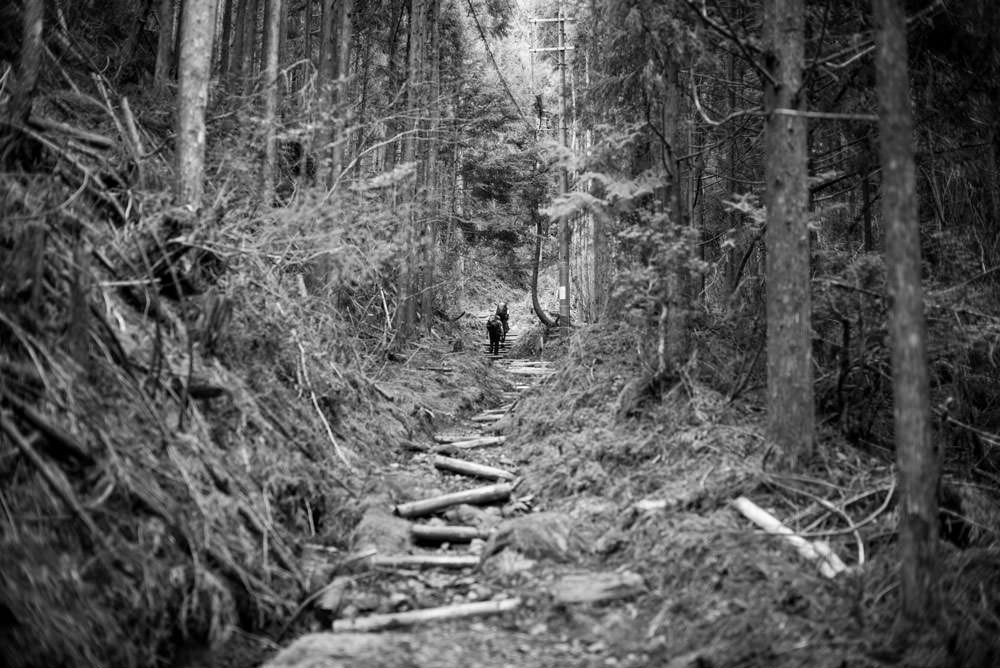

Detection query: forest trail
xmin=265 ymin=345 xmax=601 ymax=668
xmin=259 ymin=319 xmax=768 ymax=668
xmin=257 ymin=313 xmax=905 ymax=668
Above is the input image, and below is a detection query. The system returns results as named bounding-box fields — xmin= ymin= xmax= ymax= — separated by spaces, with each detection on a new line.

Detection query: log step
xmin=394 ymin=482 xmax=512 ymax=518
xmin=432 ymin=454 xmax=515 ymax=481
xmin=411 ymin=524 xmax=489 ymax=543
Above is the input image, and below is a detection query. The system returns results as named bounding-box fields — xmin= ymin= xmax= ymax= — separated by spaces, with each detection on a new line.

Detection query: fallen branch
xmin=27 ymin=115 xmax=113 ymax=149
xmin=731 ymin=496 xmax=848 ymax=578
xmin=369 ymin=554 xmax=479 ymax=569
xmin=295 ymin=336 xmax=354 ymax=471
xmin=0 ymin=412 xmax=110 ymax=553
xmin=430 ymin=435 xmax=506 ymax=450
xmin=331 ymin=598 xmax=521 ymax=632
xmin=470 ymin=414 xmax=501 ymax=423
xmin=411 ymin=524 xmax=488 ymax=543
xmin=394 ymin=483 xmax=512 ymax=519
xmin=0 ymin=387 xmax=95 ymax=466
xmin=432 ymin=455 xmax=515 ymax=481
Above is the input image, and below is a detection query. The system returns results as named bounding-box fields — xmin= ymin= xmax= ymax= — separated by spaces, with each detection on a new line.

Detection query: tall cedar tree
xmin=763 ymin=0 xmax=813 ymax=468
xmin=873 ymin=0 xmax=940 ymax=628
xmin=260 ymin=0 xmax=282 ymax=203
xmin=175 ymin=0 xmax=218 ymax=209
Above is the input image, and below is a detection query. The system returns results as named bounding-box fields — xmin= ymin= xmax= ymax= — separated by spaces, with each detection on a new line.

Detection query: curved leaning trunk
xmin=531 ymin=210 xmax=557 ymax=328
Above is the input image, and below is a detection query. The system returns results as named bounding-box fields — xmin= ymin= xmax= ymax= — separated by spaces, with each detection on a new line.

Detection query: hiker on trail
xmin=495 ymin=302 xmax=509 ymax=342
xmin=486 ymin=315 xmax=503 ymax=356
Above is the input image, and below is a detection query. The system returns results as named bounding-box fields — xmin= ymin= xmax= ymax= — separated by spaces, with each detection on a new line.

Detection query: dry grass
xmin=0 ymin=63 xmax=507 ymax=667
xmin=495 ymin=318 xmax=1000 ymax=667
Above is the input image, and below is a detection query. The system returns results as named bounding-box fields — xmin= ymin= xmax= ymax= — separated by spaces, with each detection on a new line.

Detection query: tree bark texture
xmin=175 ymin=0 xmax=219 ymax=209
xmin=231 ymin=0 xmax=248 ymax=82
xmin=764 ymin=0 xmax=814 ymax=468
xmin=663 ymin=54 xmax=689 ymax=374
xmin=241 ymin=0 xmax=260 ymax=95
xmin=153 ymin=0 xmax=174 ymax=92
xmin=420 ymin=0 xmax=441 ymax=328
xmin=172 ymin=0 xmax=185 ymax=80
xmin=382 ymin=0 xmax=407 ymax=172
xmin=278 ymin=0 xmax=289 ymax=75
xmin=219 ymin=0 xmax=233 ymax=77
xmin=315 ymin=0 xmax=336 ymax=186
xmin=873 ymin=0 xmax=940 ymax=626
xmin=11 ymin=0 xmax=43 ymax=123
xmin=331 ymin=0 xmax=354 ymax=179
xmin=260 ymin=0 xmax=282 ymax=203
xmin=400 ymin=0 xmax=426 ymax=337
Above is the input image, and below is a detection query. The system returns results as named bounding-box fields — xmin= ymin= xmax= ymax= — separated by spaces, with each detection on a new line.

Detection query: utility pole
xmin=529 ymin=6 xmax=574 ymax=330
xmin=556 ymin=1 xmax=570 ymax=330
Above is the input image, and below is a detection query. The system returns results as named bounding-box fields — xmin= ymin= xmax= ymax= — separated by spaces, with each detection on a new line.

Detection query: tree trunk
xmin=315 ymin=0 xmax=336 ymax=186
xmin=764 ymin=0 xmax=813 ymax=469
xmin=331 ymin=0 xmax=354 ymax=180
xmin=153 ymin=0 xmax=174 ymax=92
xmin=278 ymin=0 xmax=289 ymax=76
xmin=382 ymin=0 xmax=407 ymax=173
xmin=303 ymin=0 xmax=313 ymax=66
xmin=231 ymin=0 xmax=247 ymax=83
xmin=116 ymin=0 xmax=155 ymax=83
xmin=399 ymin=0 xmax=426 ymax=337
xmin=662 ymin=54 xmax=688 ymax=376
xmin=873 ymin=0 xmax=940 ymax=629
xmin=531 ymin=208 xmax=558 ymax=328
xmin=260 ymin=0 xmax=281 ymax=204
xmin=241 ymin=0 xmax=260 ymax=96
xmin=172 ymin=0 xmax=185 ymax=80
xmin=354 ymin=32 xmax=372 ymax=175
xmin=420 ymin=0 xmax=441 ymax=328
xmin=175 ymin=0 xmax=219 ymax=209
xmin=218 ymin=0 xmax=233 ymax=78
xmin=11 ymin=0 xmax=43 ymax=123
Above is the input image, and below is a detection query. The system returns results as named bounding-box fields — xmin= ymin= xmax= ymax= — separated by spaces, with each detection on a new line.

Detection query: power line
xmin=464 ymin=0 xmax=528 ymax=124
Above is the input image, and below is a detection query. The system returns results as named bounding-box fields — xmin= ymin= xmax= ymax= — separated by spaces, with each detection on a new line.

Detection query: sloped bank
xmin=0 ymin=204 xmax=507 ymax=668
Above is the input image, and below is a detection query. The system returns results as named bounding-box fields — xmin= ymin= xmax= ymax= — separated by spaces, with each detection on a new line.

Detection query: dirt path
xmin=262 ymin=325 xmax=646 ymax=667
xmin=258 ymin=314 xmax=903 ymax=668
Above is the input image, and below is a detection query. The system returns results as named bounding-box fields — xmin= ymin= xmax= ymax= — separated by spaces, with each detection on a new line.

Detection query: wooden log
xmin=369 ymin=554 xmax=479 ymax=569
xmin=433 ymin=433 xmax=483 ymax=444
xmin=430 ymin=435 xmax=506 ymax=451
xmin=394 ymin=483 xmax=512 ymax=518
xmin=471 ymin=414 xmax=499 ymax=423
xmin=411 ymin=524 xmax=488 ymax=543
xmin=507 ymin=367 xmax=554 ymax=376
xmin=332 ymin=598 xmax=521 ymax=632
xmin=731 ymin=496 xmax=848 ymax=578
xmin=432 ymin=455 xmax=515 ymax=481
